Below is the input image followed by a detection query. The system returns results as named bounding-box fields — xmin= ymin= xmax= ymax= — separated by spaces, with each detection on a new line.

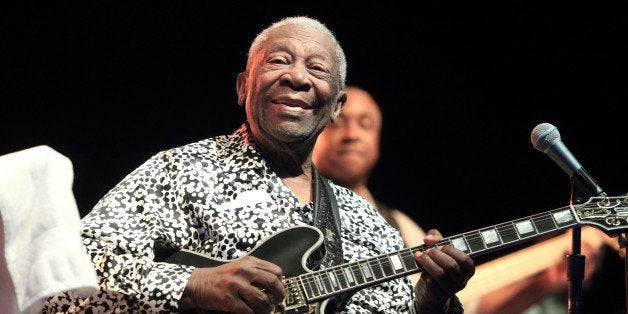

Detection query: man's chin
xmin=334 ymin=163 xmax=365 ymax=176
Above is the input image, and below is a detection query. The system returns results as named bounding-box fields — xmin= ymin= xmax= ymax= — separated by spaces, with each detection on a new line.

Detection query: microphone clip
xmin=569 ymin=167 xmax=606 ymax=204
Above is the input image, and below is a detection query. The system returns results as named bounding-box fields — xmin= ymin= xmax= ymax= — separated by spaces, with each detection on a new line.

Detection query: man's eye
xmin=360 ymin=117 xmax=375 ymax=130
xmin=309 ymin=65 xmax=325 ymax=72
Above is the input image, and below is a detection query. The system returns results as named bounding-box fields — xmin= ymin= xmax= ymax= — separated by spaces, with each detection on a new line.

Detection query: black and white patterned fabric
xmin=43 ymin=122 xmax=414 ymax=313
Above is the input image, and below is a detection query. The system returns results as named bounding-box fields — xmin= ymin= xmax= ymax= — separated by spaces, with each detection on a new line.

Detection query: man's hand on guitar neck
xmin=180 ymin=255 xmax=285 ymax=313
xmin=413 ymin=229 xmax=475 ymax=314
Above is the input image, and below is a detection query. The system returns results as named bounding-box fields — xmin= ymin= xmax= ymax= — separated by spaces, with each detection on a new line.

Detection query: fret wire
xmin=327 ymin=265 xmax=345 ymax=291
xmin=360 ymin=258 xmax=375 ymax=281
xmin=327 ymin=269 xmax=339 ymax=290
xmin=380 ymin=255 xmax=389 ymax=277
xmin=334 ymin=266 xmax=348 ymax=289
xmin=380 ymin=254 xmax=395 ymax=277
xmin=350 ymin=262 xmax=365 ymax=284
xmin=369 ymin=256 xmax=384 ymax=279
xmin=400 ymin=248 xmax=417 ymax=272
xmin=361 ymin=260 xmax=371 ymax=281
xmin=343 ymin=265 xmax=355 ymax=286
xmin=319 ymin=270 xmax=332 ymax=294
xmin=389 ymin=252 xmax=403 ymax=272
xmin=311 ymin=273 xmax=324 ymax=297
xmin=508 ymin=220 xmax=522 ymax=240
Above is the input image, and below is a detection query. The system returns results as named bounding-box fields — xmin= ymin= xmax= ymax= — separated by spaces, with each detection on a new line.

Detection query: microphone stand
xmin=566 ymin=222 xmax=584 ymax=314
xmin=567 ymin=170 xmax=606 ymax=314
xmin=619 ymin=234 xmax=628 ymax=313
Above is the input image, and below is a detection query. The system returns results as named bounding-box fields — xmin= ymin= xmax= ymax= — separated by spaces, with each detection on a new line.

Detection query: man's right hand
xmin=180 ymin=255 xmax=285 ymax=313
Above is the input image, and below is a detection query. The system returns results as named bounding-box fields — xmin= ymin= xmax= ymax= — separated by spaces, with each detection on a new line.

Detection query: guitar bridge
xmin=278 ymin=278 xmax=313 ymax=313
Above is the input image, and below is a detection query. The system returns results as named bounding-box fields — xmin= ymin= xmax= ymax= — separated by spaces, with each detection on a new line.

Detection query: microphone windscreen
xmin=530 ymin=122 xmax=561 ymax=152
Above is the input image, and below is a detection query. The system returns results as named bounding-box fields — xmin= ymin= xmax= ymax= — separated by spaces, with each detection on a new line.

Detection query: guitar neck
xmin=297 ymin=195 xmax=628 ymax=303
xmin=295 ymin=205 xmax=580 ymax=302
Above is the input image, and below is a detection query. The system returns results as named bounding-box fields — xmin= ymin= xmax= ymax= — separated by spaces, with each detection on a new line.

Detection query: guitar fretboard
xmin=445 ymin=206 xmax=577 ymax=255
xmin=297 ymin=206 xmax=578 ymax=302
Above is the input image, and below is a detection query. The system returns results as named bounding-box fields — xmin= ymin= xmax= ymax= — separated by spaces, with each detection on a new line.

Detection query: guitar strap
xmin=310 ymin=165 xmax=344 ymax=269
xmin=311 ymin=165 xmax=353 ymax=312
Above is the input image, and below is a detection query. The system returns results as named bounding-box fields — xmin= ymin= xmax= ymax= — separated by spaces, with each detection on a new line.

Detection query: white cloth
xmin=0 ymin=145 xmax=98 ymax=314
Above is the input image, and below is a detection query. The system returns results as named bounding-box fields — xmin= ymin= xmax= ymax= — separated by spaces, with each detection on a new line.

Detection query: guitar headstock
xmin=574 ymin=195 xmax=628 ymax=236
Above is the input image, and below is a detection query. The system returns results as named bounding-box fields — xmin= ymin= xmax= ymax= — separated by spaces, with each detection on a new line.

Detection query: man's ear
xmin=330 ymin=90 xmax=347 ymax=122
xmin=236 ymin=72 xmax=247 ymax=106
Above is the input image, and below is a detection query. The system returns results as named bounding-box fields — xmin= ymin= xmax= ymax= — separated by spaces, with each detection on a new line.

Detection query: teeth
xmin=273 ymin=98 xmax=310 ymax=109
xmin=279 ymin=101 xmax=304 ymax=108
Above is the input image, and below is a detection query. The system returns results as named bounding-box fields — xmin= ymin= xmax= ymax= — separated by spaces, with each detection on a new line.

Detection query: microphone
xmin=530 ymin=122 xmax=606 ymax=202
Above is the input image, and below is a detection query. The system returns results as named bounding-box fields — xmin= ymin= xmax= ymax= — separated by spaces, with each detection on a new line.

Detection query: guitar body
xmin=161 ymin=225 xmax=341 ymax=313
xmin=163 ymin=225 xmax=322 ymax=277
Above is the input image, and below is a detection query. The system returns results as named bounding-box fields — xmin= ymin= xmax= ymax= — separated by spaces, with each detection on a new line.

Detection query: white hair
xmin=246 ymin=16 xmax=347 ymax=89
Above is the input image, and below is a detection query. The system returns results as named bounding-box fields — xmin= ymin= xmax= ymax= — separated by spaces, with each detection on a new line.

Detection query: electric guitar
xmin=161 ymin=195 xmax=628 ymax=314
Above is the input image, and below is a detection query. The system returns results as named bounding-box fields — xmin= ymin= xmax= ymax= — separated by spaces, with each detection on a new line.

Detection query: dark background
xmin=4 ymin=1 xmax=628 ymax=311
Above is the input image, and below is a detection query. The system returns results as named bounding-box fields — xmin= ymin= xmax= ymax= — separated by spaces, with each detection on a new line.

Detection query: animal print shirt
xmin=44 ymin=123 xmax=415 ymax=313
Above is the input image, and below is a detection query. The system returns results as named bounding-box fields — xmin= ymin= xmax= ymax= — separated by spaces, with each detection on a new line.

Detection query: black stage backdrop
xmin=4 ymin=2 xmax=628 ymax=312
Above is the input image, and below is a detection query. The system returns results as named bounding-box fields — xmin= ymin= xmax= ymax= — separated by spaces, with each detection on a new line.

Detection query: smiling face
xmin=237 ymin=22 xmax=345 ymax=152
xmin=312 ymin=86 xmax=382 ymax=187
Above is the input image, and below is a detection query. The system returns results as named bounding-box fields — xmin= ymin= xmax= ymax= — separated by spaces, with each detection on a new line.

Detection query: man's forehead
xmin=345 ymin=93 xmax=381 ymax=117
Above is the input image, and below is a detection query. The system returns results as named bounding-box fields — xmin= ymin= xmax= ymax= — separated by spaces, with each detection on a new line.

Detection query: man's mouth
xmin=272 ymin=98 xmax=312 ymax=109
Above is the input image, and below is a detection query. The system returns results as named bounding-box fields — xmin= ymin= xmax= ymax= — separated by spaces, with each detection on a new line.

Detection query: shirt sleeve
xmin=46 ymin=152 xmax=196 ymax=312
